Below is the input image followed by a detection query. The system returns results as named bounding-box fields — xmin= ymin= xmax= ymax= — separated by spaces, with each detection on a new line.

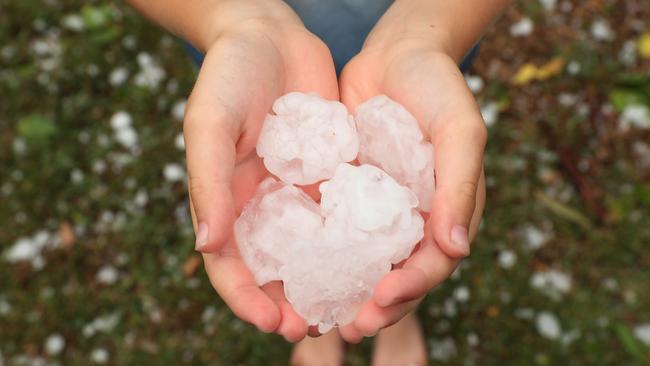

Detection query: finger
xmin=353 ymin=298 xmax=421 ymax=337
xmin=185 ymin=50 xmax=245 ymax=253
xmin=429 ymin=98 xmax=487 ymax=258
xmin=203 ymin=249 xmax=281 ymax=333
xmin=338 ymin=324 xmax=364 ymax=344
xmin=374 ymin=229 xmax=458 ymax=307
xmin=263 ymin=282 xmax=308 ymax=342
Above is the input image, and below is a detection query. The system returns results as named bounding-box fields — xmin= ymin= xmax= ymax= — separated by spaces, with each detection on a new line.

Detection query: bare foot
xmin=371 ymin=313 xmax=428 ymax=366
xmin=290 ymin=329 xmax=344 ymax=366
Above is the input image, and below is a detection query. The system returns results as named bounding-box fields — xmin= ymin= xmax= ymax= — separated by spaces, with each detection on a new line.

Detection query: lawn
xmin=1 ymin=0 xmax=649 ymax=365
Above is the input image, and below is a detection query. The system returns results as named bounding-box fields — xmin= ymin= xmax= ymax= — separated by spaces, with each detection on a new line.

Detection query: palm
xmin=186 ymin=25 xmax=339 ymax=340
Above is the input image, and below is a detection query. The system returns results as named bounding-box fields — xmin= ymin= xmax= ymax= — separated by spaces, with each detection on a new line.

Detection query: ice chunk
xmin=234 ymin=177 xmax=323 ymax=284
xmin=256 ymin=92 xmax=359 ymax=185
xmin=355 ymin=95 xmax=435 ymax=211
xmin=320 ymin=163 xmax=424 ymax=262
xmin=235 ymin=164 xmax=424 ymax=332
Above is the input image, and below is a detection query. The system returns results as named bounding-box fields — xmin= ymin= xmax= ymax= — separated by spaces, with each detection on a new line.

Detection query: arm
xmin=125 ymin=0 xmax=302 ymax=51
xmin=364 ymin=0 xmax=512 ymax=62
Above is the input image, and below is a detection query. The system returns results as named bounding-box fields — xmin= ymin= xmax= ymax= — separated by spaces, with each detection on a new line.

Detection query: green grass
xmin=1 ymin=0 xmax=649 ymax=364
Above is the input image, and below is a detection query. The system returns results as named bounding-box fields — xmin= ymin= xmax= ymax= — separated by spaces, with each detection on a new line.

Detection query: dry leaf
xmin=183 ymin=255 xmax=202 ymax=277
xmin=513 ymin=63 xmax=539 ymax=85
xmin=639 ymin=33 xmax=650 ymax=59
xmin=58 ymin=221 xmax=76 ymax=248
xmin=513 ymin=57 xmax=566 ymax=85
xmin=537 ymin=57 xmax=566 ymax=80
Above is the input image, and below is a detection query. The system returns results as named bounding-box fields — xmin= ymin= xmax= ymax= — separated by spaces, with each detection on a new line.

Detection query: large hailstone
xmin=355 ymin=95 xmax=435 ymax=211
xmin=256 ymin=92 xmax=359 ymax=185
xmin=234 ymin=164 xmax=424 ymax=333
xmin=234 ymin=178 xmax=323 ymax=285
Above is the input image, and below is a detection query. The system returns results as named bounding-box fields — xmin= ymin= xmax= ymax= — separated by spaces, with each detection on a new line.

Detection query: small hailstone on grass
xmin=465 ymin=74 xmax=484 ymax=93
xmin=163 ymin=163 xmax=185 ymax=182
xmin=536 ymin=311 xmax=561 ymax=340
xmin=134 ymin=52 xmax=165 ymax=89
xmin=172 ymin=100 xmax=187 ymax=121
xmin=634 ymin=323 xmax=650 ymax=345
xmin=257 ymin=92 xmax=359 ymax=185
xmin=538 ymin=0 xmax=556 ymax=11
xmin=83 ymin=313 xmax=120 ymax=337
xmin=590 ymin=19 xmax=614 ymax=42
xmin=453 ymin=286 xmax=470 ymax=303
xmin=109 ymin=67 xmax=128 ymax=86
xmin=510 ymin=17 xmax=534 ymax=37
xmin=530 ymin=269 xmax=572 ymax=299
xmin=467 ymin=332 xmax=480 ymax=347
xmin=521 ymin=224 xmax=551 ymax=251
xmin=62 ymin=14 xmax=84 ymax=31
xmin=96 ymin=265 xmax=119 ymax=285
xmin=497 ymin=249 xmax=517 ymax=269
xmin=567 ymin=61 xmax=581 ymax=75
xmin=619 ymin=104 xmax=650 ymax=130
xmin=174 ymin=133 xmax=185 ymax=150
xmin=430 ymin=337 xmax=458 ymax=361
xmin=0 ymin=297 xmax=10 ymax=315
xmin=4 ymin=231 xmax=52 ymax=269
xmin=90 ymin=348 xmax=109 ymax=364
xmin=70 ymin=169 xmax=84 ymax=184
xmin=481 ymin=102 xmax=499 ymax=127
xmin=110 ymin=111 xmax=139 ymax=151
xmin=44 ymin=334 xmax=65 ymax=355
xmin=13 ymin=138 xmax=26 ymax=155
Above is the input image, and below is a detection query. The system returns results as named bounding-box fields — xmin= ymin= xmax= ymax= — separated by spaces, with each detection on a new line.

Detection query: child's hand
xmin=182 ymin=2 xmax=339 ymax=342
xmin=335 ymin=14 xmax=488 ymax=342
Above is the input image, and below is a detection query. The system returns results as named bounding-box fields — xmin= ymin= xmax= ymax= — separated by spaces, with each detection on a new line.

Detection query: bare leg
xmin=290 ymin=329 xmax=344 ymax=366
xmin=371 ymin=312 xmax=428 ymax=366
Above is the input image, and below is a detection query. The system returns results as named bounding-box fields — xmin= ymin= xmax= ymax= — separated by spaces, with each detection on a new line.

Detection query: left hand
xmin=336 ymin=37 xmax=487 ymax=342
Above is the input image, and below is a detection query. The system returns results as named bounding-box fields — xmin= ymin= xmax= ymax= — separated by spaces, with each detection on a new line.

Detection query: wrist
xmin=198 ymin=0 xmax=303 ymax=51
xmin=361 ymin=0 xmax=510 ymax=63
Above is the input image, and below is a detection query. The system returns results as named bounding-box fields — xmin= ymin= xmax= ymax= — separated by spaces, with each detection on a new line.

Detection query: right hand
xmin=183 ymin=2 xmax=339 ymax=342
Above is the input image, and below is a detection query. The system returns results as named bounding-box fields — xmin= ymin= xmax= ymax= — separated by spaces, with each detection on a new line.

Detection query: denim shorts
xmin=185 ymin=0 xmax=479 ymax=74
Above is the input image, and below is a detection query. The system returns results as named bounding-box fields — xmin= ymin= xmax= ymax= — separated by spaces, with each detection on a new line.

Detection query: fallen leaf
xmin=513 ymin=63 xmax=539 ymax=85
xmin=487 ymin=305 xmax=500 ymax=318
xmin=183 ymin=255 xmax=202 ymax=277
xmin=537 ymin=57 xmax=566 ymax=80
xmin=58 ymin=221 xmax=76 ymax=248
xmin=639 ymin=33 xmax=650 ymax=59
xmin=513 ymin=58 xmax=566 ymax=85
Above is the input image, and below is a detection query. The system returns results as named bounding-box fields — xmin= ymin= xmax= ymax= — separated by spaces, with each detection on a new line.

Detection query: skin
xmin=127 ymin=0 xmax=510 ymax=344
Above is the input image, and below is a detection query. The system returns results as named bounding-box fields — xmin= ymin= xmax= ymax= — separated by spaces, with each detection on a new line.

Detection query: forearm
xmin=365 ymin=0 xmax=512 ymax=62
xmin=125 ymin=0 xmax=301 ymax=51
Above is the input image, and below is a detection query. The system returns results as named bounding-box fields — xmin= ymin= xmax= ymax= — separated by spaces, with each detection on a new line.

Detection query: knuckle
xmin=457 ymin=180 xmax=478 ymax=202
xmin=188 ymin=174 xmax=207 ymax=199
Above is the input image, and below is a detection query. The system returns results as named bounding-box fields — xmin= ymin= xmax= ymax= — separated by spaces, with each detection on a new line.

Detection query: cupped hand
xmin=183 ymin=9 xmax=339 ymax=342
xmin=336 ymin=41 xmax=487 ymax=342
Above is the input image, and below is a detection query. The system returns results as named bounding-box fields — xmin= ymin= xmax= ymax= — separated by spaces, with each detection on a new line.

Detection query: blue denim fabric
xmin=185 ymin=0 xmax=479 ymax=74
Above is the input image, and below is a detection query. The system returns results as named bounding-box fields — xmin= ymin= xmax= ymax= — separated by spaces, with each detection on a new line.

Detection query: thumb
xmin=430 ymin=110 xmax=487 ymax=259
xmin=183 ymin=50 xmax=243 ymax=253
xmin=184 ymin=101 xmax=238 ymax=253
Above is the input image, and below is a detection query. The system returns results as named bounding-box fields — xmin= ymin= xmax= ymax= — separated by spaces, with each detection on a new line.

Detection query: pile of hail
xmin=235 ymin=92 xmax=435 ymax=333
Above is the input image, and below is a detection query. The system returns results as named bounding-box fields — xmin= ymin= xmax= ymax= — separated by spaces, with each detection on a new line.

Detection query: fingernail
xmin=195 ymin=222 xmax=209 ymax=251
xmin=366 ymin=328 xmax=379 ymax=337
xmin=450 ymin=225 xmax=470 ymax=256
